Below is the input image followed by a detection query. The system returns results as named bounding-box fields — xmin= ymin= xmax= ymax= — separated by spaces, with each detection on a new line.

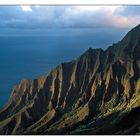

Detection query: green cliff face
xmin=0 ymin=24 xmax=140 ymax=135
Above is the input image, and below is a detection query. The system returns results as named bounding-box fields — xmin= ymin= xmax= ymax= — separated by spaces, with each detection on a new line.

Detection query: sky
xmin=0 ymin=5 xmax=139 ymax=30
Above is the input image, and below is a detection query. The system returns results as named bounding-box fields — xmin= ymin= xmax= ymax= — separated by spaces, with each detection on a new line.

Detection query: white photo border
xmin=0 ymin=0 xmax=139 ymax=5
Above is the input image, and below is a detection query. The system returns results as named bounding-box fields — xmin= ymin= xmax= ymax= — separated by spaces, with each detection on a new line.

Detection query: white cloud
xmin=20 ymin=5 xmax=32 ymax=12
xmin=56 ymin=6 xmax=140 ymax=28
xmin=70 ymin=6 xmax=122 ymax=13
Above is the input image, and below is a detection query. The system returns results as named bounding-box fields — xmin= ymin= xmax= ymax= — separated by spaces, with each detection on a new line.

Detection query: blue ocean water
xmin=0 ymin=28 xmax=129 ymax=108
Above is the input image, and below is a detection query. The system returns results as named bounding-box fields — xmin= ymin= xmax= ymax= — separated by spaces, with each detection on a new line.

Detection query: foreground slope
xmin=0 ymin=24 xmax=140 ymax=134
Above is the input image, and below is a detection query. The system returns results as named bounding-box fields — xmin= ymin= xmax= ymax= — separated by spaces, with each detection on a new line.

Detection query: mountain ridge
xmin=0 ymin=24 xmax=140 ymax=134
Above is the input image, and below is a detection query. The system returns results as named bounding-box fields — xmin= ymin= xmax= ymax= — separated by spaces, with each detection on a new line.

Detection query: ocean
xmin=0 ymin=28 xmax=129 ymax=108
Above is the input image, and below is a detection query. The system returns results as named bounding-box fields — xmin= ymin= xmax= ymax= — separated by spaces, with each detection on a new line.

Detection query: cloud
xmin=57 ymin=6 xmax=140 ymax=28
xmin=119 ymin=6 xmax=140 ymax=16
xmin=20 ymin=5 xmax=32 ymax=12
xmin=0 ymin=6 xmax=139 ymax=29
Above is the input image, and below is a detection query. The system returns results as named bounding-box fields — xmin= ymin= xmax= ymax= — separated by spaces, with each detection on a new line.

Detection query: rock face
xmin=0 ymin=24 xmax=140 ymax=135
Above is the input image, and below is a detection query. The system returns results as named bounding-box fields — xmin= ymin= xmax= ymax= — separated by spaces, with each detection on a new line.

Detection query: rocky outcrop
xmin=0 ymin=24 xmax=140 ymax=135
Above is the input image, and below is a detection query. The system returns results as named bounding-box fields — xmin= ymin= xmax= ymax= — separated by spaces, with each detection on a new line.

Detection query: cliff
xmin=0 ymin=24 xmax=140 ymax=134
